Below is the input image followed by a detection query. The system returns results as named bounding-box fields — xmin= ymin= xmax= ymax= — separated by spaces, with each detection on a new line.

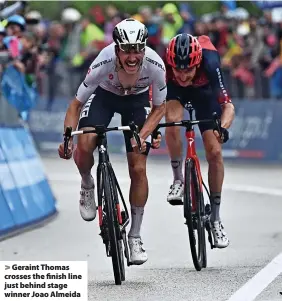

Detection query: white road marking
xmin=224 ymin=184 xmax=282 ymax=197
xmin=226 ymin=252 xmax=282 ymax=301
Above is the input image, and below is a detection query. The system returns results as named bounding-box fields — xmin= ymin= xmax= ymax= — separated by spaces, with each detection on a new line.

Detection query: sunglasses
xmin=119 ymin=42 xmax=146 ymax=53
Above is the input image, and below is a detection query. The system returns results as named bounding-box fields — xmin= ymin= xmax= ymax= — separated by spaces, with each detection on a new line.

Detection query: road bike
xmin=63 ymin=122 xmax=142 ymax=285
xmin=153 ymin=102 xmax=228 ymax=271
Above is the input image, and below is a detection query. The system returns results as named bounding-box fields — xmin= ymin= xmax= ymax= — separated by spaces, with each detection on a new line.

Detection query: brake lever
xmin=212 ymin=112 xmax=222 ymax=136
xmin=64 ymin=126 xmax=72 ymax=158
xmin=128 ymin=122 xmax=142 ymax=152
xmin=212 ymin=112 xmax=229 ymax=143
xmin=151 ymin=127 xmax=162 ymax=149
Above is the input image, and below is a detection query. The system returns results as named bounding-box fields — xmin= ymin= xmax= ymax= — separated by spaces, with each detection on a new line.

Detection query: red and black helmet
xmin=166 ymin=33 xmax=202 ymax=70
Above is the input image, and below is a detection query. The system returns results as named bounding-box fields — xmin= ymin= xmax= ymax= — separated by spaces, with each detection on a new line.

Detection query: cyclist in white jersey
xmin=58 ymin=18 xmax=167 ymax=265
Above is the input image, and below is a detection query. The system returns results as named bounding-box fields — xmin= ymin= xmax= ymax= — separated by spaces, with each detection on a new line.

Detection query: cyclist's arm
xmin=205 ymin=50 xmax=235 ymax=128
xmin=139 ymin=69 xmax=167 ymax=140
xmin=63 ymin=73 xmax=99 ymax=133
xmin=63 ymin=50 xmax=110 ymax=133
xmin=63 ymin=98 xmax=84 ymax=133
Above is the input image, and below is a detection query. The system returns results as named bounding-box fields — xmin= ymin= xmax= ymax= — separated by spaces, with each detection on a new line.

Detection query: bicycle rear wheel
xmin=100 ymin=163 xmax=125 ymax=285
xmin=183 ymin=158 xmax=206 ymax=271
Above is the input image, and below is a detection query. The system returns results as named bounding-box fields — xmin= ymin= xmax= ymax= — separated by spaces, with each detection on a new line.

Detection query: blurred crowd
xmin=1 ymin=2 xmax=282 ymax=111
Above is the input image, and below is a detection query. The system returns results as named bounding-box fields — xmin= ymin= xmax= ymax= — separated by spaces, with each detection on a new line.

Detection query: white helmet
xmin=61 ymin=8 xmax=81 ymax=23
xmin=113 ymin=18 xmax=148 ymax=52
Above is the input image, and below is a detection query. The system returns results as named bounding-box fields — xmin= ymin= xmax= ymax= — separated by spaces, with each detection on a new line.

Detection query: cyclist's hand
xmin=213 ymin=130 xmax=222 ymax=144
xmin=152 ymin=133 xmax=162 ymax=149
xmin=131 ymin=137 xmax=147 ymax=154
xmin=58 ymin=139 xmax=73 ymax=159
xmin=214 ymin=128 xmax=229 ymax=144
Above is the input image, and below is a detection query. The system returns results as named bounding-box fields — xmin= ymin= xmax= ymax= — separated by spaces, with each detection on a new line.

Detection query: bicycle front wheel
xmin=101 ymin=163 xmax=125 ymax=285
xmin=183 ymin=158 xmax=206 ymax=271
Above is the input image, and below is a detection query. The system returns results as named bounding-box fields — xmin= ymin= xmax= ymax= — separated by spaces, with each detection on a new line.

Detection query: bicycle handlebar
xmin=152 ymin=112 xmax=229 ymax=143
xmin=63 ymin=122 xmax=142 ymax=157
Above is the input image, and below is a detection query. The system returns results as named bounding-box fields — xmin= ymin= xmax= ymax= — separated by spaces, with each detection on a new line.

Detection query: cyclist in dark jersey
xmin=165 ymin=33 xmax=235 ymax=248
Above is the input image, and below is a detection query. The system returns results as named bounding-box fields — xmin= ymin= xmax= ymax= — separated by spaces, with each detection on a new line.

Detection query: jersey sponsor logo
xmin=80 ymin=94 xmax=95 ymax=119
xmin=216 ymin=68 xmax=228 ymax=97
xmin=145 ymin=57 xmax=165 ymax=71
xmin=99 ymin=145 xmax=106 ymax=153
xmin=91 ymin=58 xmax=112 ymax=69
xmin=109 ymin=73 xmax=114 ymax=80
xmin=188 ymin=137 xmax=194 ymax=148
xmin=87 ymin=68 xmax=91 ymax=75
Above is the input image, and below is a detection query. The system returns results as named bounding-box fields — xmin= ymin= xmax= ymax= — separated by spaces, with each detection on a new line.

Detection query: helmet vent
xmin=122 ymin=29 xmax=130 ymax=42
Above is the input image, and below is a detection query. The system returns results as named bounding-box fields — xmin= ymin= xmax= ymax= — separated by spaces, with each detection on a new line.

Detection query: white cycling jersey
xmin=75 ymin=43 xmax=167 ymax=106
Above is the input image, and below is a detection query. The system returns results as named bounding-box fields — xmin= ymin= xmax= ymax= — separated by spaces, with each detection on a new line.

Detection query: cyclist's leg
xmin=165 ymin=81 xmax=185 ymax=203
xmin=193 ymin=90 xmax=229 ymax=248
xmin=119 ymin=91 xmax=151 ymax=265
xmin=74 ymin=87 xmax=114 ymax=221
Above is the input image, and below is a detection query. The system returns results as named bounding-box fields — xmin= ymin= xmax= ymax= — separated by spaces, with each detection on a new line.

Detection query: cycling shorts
xmin=78 ymin=86 xmax=152 ymax=155
xmin=166 ymin=81 xmax=222 ymax=133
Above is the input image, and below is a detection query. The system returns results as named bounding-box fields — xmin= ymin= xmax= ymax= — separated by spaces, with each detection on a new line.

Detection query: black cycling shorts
xmin=78 ymin=86 xmax=151 ymax=155
xmin=166 ymin=81 xmax=222 ymax=133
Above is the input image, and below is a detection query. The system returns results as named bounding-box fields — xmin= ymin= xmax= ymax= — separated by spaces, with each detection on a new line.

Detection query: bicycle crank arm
xmin=121 ymin=231 xmax=132 ymax=266
xmin=120 ymin=219 xmax=130 ymax=232
xmin=206 ymin=224 xmax=215 ymax=249
xmin=120 ymin=210 xmax=130 ymax=231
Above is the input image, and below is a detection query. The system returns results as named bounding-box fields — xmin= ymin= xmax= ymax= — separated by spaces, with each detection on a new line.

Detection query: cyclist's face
xmin=173 ymin=66 xmax=197 ymax=87
xmin=118 ymin=49 xmax=145 ymax=74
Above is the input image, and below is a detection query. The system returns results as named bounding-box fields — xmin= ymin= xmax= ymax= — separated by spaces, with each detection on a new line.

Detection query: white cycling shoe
xmin=79 ymin=184 xmax=97 ymax=221
xmin=128 ymin=237 xmax=148 ymax=265
xmin=211 ymin=221 xmax=230 ymax=248
xmin=167 ymin=180 xmax=184 ymax=205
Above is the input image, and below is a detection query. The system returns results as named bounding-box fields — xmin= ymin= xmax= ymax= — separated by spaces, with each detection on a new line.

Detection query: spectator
xmin=138 ymin=6 xmax=161 ymax=51
xmin=0 ymin=24 xmax=6 ymax=51
xmin=13 ymin=32 xmax=36 ymax=79
xmin=8 ymin=3 xmax=281 ymax=101
xmin=177 ymin=3 xmax=195 ymax=35
xmin=104 ymin=5 xmax=122 ymax=44
xmin=4 ymin=14 xmax=25 ymax=59
xmin=161 ymin=3 xmax=183 ymax=45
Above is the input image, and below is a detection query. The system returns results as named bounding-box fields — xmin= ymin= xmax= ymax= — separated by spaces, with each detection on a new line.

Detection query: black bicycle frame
xmin=95 ymin=129 xmax=129 ymax=225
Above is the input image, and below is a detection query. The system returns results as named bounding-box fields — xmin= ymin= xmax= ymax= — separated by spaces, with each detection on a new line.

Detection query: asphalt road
xmin=1 ymin=154 xmax=282 ymax=301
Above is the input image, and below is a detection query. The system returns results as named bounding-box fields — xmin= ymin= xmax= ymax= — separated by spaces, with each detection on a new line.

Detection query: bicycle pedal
xmin=168 ymin=199 xmax=183 ymax=206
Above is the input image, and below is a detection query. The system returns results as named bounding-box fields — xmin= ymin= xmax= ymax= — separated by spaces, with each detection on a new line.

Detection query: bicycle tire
xmin=183 ymin=158 xmax=206 ymax=271
xmin=108 ymin=165 xmax=126 ymax=281
xmin=101 ymin=164 xmax=124 ymax=285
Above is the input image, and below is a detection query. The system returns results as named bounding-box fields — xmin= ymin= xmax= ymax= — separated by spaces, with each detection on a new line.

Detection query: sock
xmin=171 ymin=156 xmax=184 ymax=183
xmin=210 ymin=192 xmax=221 ymax=223
xmin=128 ymin=205 xmax=144 ymax=238
xmin=81 ymin=173 xmax=94 ymax=189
